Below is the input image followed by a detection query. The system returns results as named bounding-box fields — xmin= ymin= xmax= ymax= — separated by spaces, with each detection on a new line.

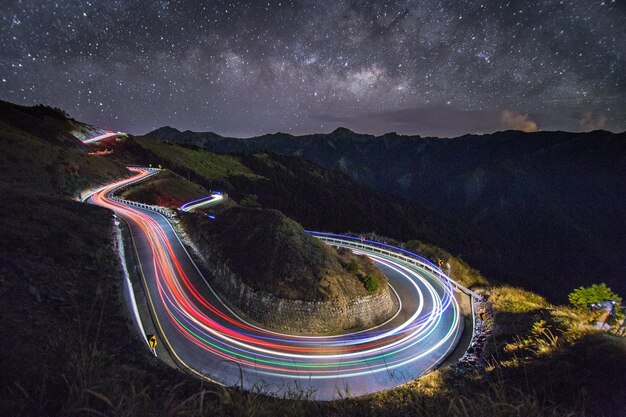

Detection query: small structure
xmin=588 ymin=300 xmax=617 ymax=330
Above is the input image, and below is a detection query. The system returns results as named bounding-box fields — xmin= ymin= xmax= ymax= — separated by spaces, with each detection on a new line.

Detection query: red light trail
xmin=86 ymin=166 xmax=463 ymax=399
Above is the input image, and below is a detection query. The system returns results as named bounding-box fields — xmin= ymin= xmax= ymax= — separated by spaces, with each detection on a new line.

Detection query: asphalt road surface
xmin=87 ymin=167 xmax=465 ymax=400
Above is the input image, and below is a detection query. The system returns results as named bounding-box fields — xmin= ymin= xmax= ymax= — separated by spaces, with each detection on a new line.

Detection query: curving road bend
xmin=86 ymin=167 xmax=466 ymax=400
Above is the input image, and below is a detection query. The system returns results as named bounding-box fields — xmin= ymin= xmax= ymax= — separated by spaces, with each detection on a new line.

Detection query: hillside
xmin=0 ymin=100 xmax=130 ymax=196
xmin=120 ymin=140 xmax=491 ymax=275
xmin=181 ymin=207 xmax=387 ymax=301
xmin=146 ymin=126 xmax=626 ymax=302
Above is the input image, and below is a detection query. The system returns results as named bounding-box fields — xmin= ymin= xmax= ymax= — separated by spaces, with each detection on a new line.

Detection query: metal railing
xmin=308 ymin=232 xmax=481 ymax=300
xmin=109 ymin=195 xmax=175 ymax=218
xmin=104 ymin=168 xmax=175 ymax=218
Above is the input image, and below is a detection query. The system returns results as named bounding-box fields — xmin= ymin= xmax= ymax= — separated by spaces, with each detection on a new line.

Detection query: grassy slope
xmin=0 ymin=120 xmax=129 ymax=197
xmin=0 ymin=191 xmax=188 ymax=416
xmin=0 ymin=100 xmax=129 ymax=196
xmin=134 ymin=136 xmax=258 ymax=180
xmin=118 ymin=169 xmax=209 ymax=208
xmin=404 ymin=239 xmax=488 ymax=288
xmin=355 ymin=289 xmax=626 ymax=417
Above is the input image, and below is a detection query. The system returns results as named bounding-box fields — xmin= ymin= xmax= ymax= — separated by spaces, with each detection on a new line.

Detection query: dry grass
xmin=405 ymin=239 xmax=489 ymax=288
xmin=488 ymin=286 xmax=549 ymax=313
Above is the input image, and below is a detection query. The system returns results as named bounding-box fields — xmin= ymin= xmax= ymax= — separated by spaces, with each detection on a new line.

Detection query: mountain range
xmin=146 ymin=126 xmax=626 ymax=302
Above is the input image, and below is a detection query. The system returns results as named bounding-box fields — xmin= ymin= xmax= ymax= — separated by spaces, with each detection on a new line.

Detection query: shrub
xmin=361 ymin=274 xmax=380 ymax=293
xmin=568 ymin=283 xmax=622 ymax=308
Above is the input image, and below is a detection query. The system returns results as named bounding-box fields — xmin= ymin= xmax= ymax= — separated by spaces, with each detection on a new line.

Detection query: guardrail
xmin=109 ymin=195 xmax=175 ymax=218
xmin=307 ymin=231 xmax=482 ymax=300
xmin=104 ymin=168 xmax=176 ymax=218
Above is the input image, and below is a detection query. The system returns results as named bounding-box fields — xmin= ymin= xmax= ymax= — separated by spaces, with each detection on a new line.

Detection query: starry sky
xmin=1 ymin=0 xmax=624 ymax=137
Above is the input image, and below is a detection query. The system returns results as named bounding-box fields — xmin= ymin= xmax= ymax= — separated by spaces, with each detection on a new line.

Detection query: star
xmin=0 ymin=0 xmax=623 ymax=137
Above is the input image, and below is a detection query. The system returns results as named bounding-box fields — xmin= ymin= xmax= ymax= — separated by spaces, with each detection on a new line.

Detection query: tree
xmin=568 ymin=283 xmax=622 ymax=308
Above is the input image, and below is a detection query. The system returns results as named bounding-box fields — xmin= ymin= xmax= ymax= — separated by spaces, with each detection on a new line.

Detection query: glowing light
xmin=180 ymin=193 xmax=224 ymax=212
xmin=82 ymin=132 xmax=118 ymax=144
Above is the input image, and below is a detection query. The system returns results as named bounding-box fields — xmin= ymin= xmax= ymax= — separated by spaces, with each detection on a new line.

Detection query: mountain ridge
xmin=147 ymin=125 xmax=623 ymax=142
xmin=144 ymin=125 xmax=626 ymax=302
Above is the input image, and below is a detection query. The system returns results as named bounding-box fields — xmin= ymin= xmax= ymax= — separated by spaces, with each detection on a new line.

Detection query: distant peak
xmin=331 ymin=127 xmax=355 ymax=135
xmin=160 ymin=126 xmax=180 ymax=132
xmin=147 ymin=126 xmax=181 ymax=136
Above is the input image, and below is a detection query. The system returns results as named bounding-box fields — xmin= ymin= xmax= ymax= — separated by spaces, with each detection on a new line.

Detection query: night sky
xmin=1 ymin=1 xmax=624 ymax=137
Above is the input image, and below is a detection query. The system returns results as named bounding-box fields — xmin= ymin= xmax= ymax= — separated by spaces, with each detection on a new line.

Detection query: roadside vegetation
xmin=337 ymin=253 xmax=382 ymax=294
xmin=404 ymin=239 xmax=489 ymax=289
xmin=359 ymin=273 xmax=380 ymax=293
xmin=569 ymin=283 xmax=623 ymax=308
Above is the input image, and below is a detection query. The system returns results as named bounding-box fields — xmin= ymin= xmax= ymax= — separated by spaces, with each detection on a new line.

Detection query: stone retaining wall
xmin=184 ymin=224 xmax=399 ymax=334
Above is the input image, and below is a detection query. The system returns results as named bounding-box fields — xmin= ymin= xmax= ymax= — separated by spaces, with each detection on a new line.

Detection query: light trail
xmin=82 ymin=131 xmax=118 ymax=144
xmin=86 ymin=167 xmax=465 ymax=399
xmin=87 ymin=149 xmax=113 ymax=155
xmin=180 ymin=193 xmax=224 ymax=212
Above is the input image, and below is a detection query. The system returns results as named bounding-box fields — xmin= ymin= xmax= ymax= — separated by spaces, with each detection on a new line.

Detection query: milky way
xmin=1 ymin=0 xmax=624 ymax=136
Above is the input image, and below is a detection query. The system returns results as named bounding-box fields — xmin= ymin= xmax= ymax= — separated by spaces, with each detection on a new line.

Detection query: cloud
xmin=579 ymin=111 xmax=606 ymax=131
xmin=500 ymin=110 xmax=538 ymax=132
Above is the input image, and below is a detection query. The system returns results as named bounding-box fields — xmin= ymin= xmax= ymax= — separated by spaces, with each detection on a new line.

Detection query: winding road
xmin=85 ymin=166 xmax=469 ymax=400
